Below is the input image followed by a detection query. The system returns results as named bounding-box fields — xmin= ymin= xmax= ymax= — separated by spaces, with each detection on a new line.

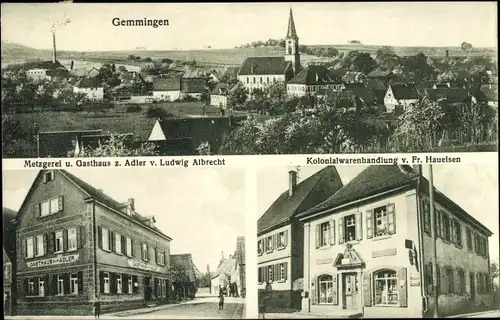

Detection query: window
xmin=320 ymin=222 xmax=330 ymax=247
xmin=142 ymin=243 xmax=149 ymax=261
xmin=280 ymin=263 xmax=286 ymax=281
xmin=26 ymin=237 xmax=34 ymax=258
xmin=246 ymin=77 xmax=249 ymax=84
xmin=374 ymin=206 xmax=389 ymax=237
xmin=267 ymin=77 xmax=269 ymax=83
xmin=345 ymin=215 xmax=356 ymax=242
xmin=55 ymin=231 xmax=63 ymax=253
xmin=36 ymin=234 xmax=45 ymax=256
xmin=4 ymin=265 xmax=10 ymax=278
xmin=102 ymin=228 xmax=109 ymax=251
xmin=126 ymin=237 xmax=132 ymax=257
xmin=466 ymin=228 xmax=473 ymax=250
xmin=257 ymin=240 xmax=264 ymax=255
xmin=38 ymin=278 xmax=45 ymax=296
xmin=443 ymin=215 xmax=451 ymax=242
xmin=455 ymin=221 xmax=462 ymax=247
xmin=258 ymin=267 xmax=265 ymax=284
xmin=115 ymin=233 xmax=122 ymax=254
xmin=50 ymin=198 xmax=60 ymax=214
xmin=28 ymin=279 xmax=35 ymax=296
xmin=260 ymin=77 xmax=262 ymax=84
xmin=117 ymin=274 xmax=122 ymax=294
xmin=318 ymin=275 xmax=334 ymax=304
xmin=374 ymin=270 xmax=398 ymax=305
xmin=253 ymin=77 xmax=256 ymax=84
xmin=277 ymin=231 xmax=286 ymax=248
xmin=128 ymin=276 xmax=133 ymax=294
xmin=268 ymin=266 xmax=273 ymax=282
xmin=57 ymin=275 xmax=64 ymax=295
xmin=70 ymin=274 xmax=78 ymax=294
xmin=44 ymin=171 xmax=54 ymax=183
xmin=446 ymin=268 xmax=454 ymax=293
xmin=103 ymin=273 xmax=110 ymax=293
xmin=265 ymin=236 xmax=273 ymax=252
xmin=458 ymin=270 xmax=465 ymax=294
xmin=68 ymin=228 xmax=77 ymax=251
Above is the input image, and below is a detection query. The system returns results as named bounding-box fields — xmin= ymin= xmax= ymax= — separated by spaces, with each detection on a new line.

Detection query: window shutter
xmin=398 ymin=267 xmax=408 ymax=307
xmin=110 ymin=231 xmax=115 ymax=252
xmin=311 ymin=278 xmax=316 ymax=305
xmin=77 ymin=226 xmax=83 ymax=249
xmin=338 ymin=218 xmax=344 ymax=244
xmin=362 ymin=271 xmax=371 ymax=306
xmin=366 ymin=209 xmax=373 ymax=239
xmin=355 ymin=212 xmax=363 ymax=240
xmin=434 ymin=209 xmax=440 ymax=238
xmin=131 ymin=239 xmax=135 ymax=257
xmin=48 ymin=233 xmax=55 ymax=254
xmin=387 ymin=203 xmax=396 ymax=235
xmin=476 ymin=273 xmax=480 ymax=293
xmin=439 ymin=211 xmax=445 ymax=239
xmin=58 ymin=195 xmax=64 ymax=212
xmin=97 ymin=227 xmax=102 ymax=249
xmin=33 ymin=237 xmax=38 ymax=257
xmin=284 ymin=230 xmax=288 ymax=247
xmin=440 ymin=267 xmax=447 ymax=294
xmin=78 ymin=271 xmax=84 ymax=294
xmin=44 ymin=275 xmax=50 ymax=296
xmin=51 ymin=275 xmax=58 ymax=295
xmin=423 ymin=200 xmax=430 ymax=234
xmin=284 ymin=262 xmax=288 ymax=281
xmin=110 ymin=273 xmax=116 ymax=294
xmin=34 ymin=278 xmax=39 ymax=296
xmin=24 ymin=278 xmax=28 ymax=296
xmin=121 ymin=235 xmax=126 ymax=255
xmin=43 ymin=234 xmax=47 ymax=256
xmin=63 ymin=230 xmax=68 ymax=252
xmin=155 ymin=248 xmax=158 ymax=264
xmin=329 ymin=220 xmax=336 ymax=246
xmin=315 ymin=224 xmax=320 ymax=248
xmin=64 ymin=274 xmax=70 ymax=294
xmin=453 ymin=269 xmax=459 ymax=294
xmin=35 ymin=203 xmax=41 ymax=217
xmin=99 ymin=272 xmax=104 ymax=293
xmin=272 ymin=234 xmax=277 ymax=251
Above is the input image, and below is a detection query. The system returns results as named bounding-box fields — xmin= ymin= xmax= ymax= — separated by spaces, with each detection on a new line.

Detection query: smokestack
xmin=52 ymin=31 xmax=57 ymax=64
xmin=289 ymin=170 xmax=297 ymax=197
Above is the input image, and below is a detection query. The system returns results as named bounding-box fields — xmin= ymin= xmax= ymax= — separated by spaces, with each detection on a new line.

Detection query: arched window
xmin=373 ymin=269 xmax=398 ymax=305
xmin=318 ymin=274 xmax=334 ymax=304
xmin=288 ymin=46 xmax=292 ymax=55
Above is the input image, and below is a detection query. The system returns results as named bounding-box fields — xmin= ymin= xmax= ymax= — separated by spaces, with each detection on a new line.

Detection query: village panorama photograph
xmin=2 ymin=168 xmax=246 ymax=319
xmin=1 ymin=2 xmax=498 ymax=158
xmin=256 ymin=164 xmax=499 ymax=318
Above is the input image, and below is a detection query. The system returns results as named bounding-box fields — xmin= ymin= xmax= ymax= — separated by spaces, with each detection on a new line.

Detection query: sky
xmin=1 ymin=2 xmax=497 ymax=51
xmin=257 ymin=164 xmax=499 ymax=263
xmin=2 ymin=168 xmax=245 ymax=274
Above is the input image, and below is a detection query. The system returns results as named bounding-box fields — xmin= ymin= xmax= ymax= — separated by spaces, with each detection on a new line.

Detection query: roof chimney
xmin=413 ymin=165 xmax=422 ymax=176
xmin=128 ymin=198 xmax=135 ymax=210
xmin=52 ymin=31 xmax=57 ymax=64
xmin=289 ymin=170 xmax=297 ymax=197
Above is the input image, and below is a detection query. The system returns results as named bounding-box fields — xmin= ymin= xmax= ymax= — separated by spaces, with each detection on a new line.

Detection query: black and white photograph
xmin=2 ymin=168 xmax=246 ymax=319
xmin=256 ymin=164 xmax=499 ymax=318
xmin=1 ymin=2 xmax=498 ymax=158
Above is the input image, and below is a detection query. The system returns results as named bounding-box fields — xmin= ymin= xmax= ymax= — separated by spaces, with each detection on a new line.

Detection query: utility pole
xmin=428 ymin=165 xmax=439 ymax=318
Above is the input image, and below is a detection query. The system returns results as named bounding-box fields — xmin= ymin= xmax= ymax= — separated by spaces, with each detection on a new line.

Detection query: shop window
xmin=38 ymin=278 xmax=45 ymax=297
xmin=70 ymin=274 xmax=78 ymax=294
xmin=132 ymin=275 xmax=139 ymax=294
xmin=28 ymin=279 xmax=35 ymax=296
xmin=103 ymin=273 xmax=110 ymax=294
xmin=57 ymin=275 xmax=64 ymax=295
xmin=116 ymin=274 xmax=122 ymax=294
xmin=446 ymin=268 xmax=454 ymax=293
xmin=374 ymin=270 xmax=398 ymax=305
xmin=318 ymin=274 xmax=334 ymax=304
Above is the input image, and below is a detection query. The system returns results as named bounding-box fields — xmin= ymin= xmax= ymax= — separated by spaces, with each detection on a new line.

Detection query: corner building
xmin=15 ymin=170 xmax=172 ymax=315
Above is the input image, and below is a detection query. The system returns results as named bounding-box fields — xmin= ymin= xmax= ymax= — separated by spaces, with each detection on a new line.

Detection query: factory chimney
xmin=52 ymin=31 xmax=57 ymax=64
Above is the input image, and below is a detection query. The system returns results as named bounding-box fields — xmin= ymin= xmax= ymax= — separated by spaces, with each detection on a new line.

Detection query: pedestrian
xmin=218 ymin=291 xmax=225 ymax=310
xmin=93 ymin=299 xmax=101 ymax=319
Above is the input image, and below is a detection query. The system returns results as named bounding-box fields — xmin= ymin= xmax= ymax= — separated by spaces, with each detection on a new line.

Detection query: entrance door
xmin=342 ymin=273 xmax=359 ymax=310
xmin=469 ymin=273 xmax=475 ymax=301
xmin=144 ymin=277 xmax=151 ymax=302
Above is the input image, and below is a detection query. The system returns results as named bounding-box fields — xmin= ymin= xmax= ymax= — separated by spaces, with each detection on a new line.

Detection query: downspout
xmin=415 ymin=176 xmax=428 ymax=314
xmin=91 ymin=200 xmax=98 ymax=303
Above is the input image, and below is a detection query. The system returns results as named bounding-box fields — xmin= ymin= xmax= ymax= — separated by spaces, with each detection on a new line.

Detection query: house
xmin=364 ymin=79 xmax=388 ymax=104
xmin=257 ymin=167 xmax=344 ymax=311
xmin=342 ymin=71 xmax=366 ymax=84
xmin=181 ymin=78 xmax=207 ymax=99
xmin=73 ymin=77 xmax=104 ymax=101
xmin=479 ymin=84 xmax=498 ymax=107
xmin=424 ymin=88 xmax=474 ymax=106
xmin=87 ymin=67 xmax=101 ymax=79
xmin=416 ymin=81 xmax=438 ymax=98
xmin=343 ymin=83 xmax=377 ymax=107
xmin=152 ymin=76 xmax=181 ymax=101
xmin=238 ymin=8 xmax=301 ymax=95
xmin=169 ymin=254 xmax=198 ymax=300
xmin=210 ymin=83 xmax=230 ymax=107
xmin=286 ymin=65 xmax=344 ymax=97
xmin=211 ymin=254 xmax=237 ymax=296
xmin=26 ymin=33 xmax=69 ymax=81
xmin=119 ymin=71 xmax=146 ymax=87
xmin=3 ymin=208 xmax=17 ymax=316
xmin=296 ymin=165 xmax=493 ymax=318
xmin=367 ymin=70 xmax=393 ymax=84
xmin=15 ymin=170 xmax=172 ymax=315
xmin=384 ymin=83 xmax=420 ymax=113
xmin=73 ymin=133 xmax=135 ymax=157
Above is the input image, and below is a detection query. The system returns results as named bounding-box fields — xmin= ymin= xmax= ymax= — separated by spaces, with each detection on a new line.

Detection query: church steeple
xmin=285 ymin=7 xmax=301 ymax=76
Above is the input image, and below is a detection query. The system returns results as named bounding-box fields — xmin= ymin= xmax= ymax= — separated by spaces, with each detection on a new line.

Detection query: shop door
xmin=469 ymin=274 xmax=475 ymax=301
xmin=342 ymin=273 xmax=359 ymax=310
xmin=144 ymin=277 xmax=151 ymax=302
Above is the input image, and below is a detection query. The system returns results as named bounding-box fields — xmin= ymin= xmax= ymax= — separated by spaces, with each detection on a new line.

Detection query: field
xmin=3 ymin=41 xmax=497 ymax=69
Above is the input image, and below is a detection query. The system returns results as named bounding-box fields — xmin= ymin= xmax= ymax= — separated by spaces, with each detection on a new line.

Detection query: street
xmin=454 ymin=310 xmax=500 ymax=318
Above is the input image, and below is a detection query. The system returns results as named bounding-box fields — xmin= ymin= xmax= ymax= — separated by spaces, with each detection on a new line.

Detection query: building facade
xmin=152 ymin=77 xmax=182 ymax=102
xmin=3 ymin=208 xmax=17 ymax=316
xmin=297 ymin=165 xmax=493 ymax=318
xmin=15 ymin=169 xmax=172 ymax=316
xmin=258 ymin=167 xmax=343 ymax=311
xmin=286 ymin=65 xmax=344 ymax=98
xmin=384 ymin=84 xmax=420 ymax=113
xmin=73 ymin=77 xmax=104 ymax=101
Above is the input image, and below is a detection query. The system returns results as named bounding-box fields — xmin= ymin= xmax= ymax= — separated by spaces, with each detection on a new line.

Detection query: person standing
xmin=93 ymin=298 xmax=101 ymax=319
xmin=218 ymin=291 xmax=225 ymax=310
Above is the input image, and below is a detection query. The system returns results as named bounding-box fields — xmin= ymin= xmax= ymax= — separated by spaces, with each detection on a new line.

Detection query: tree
xmin=67 ymin=134 xmax=159 ymax=157
xmin=98 ymin=63 xmax=114 ymax=82
xmin=491 ymin=261 xmax=499 ymax=291
xmin=146 ymin=106 xmax=174 ymax=118
xmin=219 ymin=67 xmax=239 ymax=85
xmin=118 ymin=65 xmax=128 ymax=73
xmin=341 ymin=51 xmax=377 ymax=74
xmin=375 ymin=46 xmax=400 ymax=71
xmin=401 ymin=53 xmax=436 ymax=81
xmin=196 ymin=141 xmax=211 ymax=155
xmin=227 ymin=84 xmax=248 ymax=108
xmin=461 ymin=42 xmax=473 ymax=52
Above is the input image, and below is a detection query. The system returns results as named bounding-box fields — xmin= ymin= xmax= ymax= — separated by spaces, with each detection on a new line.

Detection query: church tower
xmin=285 ymin=8 xmax=301 ymax=75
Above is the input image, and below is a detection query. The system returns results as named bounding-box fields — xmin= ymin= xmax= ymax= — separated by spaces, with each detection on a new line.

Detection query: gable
xmin=148 ymin=120 xmax=167 ymax=141
xmin=333 ymin=244 xmax=365 ymax=268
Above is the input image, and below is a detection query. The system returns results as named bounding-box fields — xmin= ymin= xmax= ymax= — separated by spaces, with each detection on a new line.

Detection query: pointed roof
xmin=286 ymin=8 xmax=298 ymax=38
xmin=258 ymin=166 xmax=344 ymax=235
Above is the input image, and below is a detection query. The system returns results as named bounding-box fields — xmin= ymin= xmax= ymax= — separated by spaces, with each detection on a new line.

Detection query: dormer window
xmin=44 ymin=171 xmax=54 ymax=183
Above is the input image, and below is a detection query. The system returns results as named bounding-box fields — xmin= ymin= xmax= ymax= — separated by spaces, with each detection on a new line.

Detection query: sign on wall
xmin=27 ymin=254 xmax=79 ymax=268
xmin=127 ymin=259 xmax=161 ymax=273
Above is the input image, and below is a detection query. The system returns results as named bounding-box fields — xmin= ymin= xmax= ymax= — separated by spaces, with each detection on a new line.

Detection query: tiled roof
xmin=59 ymin=170 xmax=172 ymax=240
xmin=238 ymin=57 xmax=291 ymax=76
xmin=287 ymin=65 xmax=342 ymax=85
xmin=39 ymin=130 xmax=104 ymax=158
xmin=74 ymin=77 xmax=103 ymax=89
xmin=342 ymin=71 xmax=365 ymax=83
xmin=257 ymin=166 xmax=343 ymax=234
xmin=153 ymin=77 xmax=181 ymax=91
xmin=367 ymin=69 xmax=392 ymax=78
xmin=425 ymin=88 xmax=472 ymax=104
xmin=389 ymin=83 xmax=419 ymax=100
xmin=297 ymin=165 xmax=419 ymax=219
xmin=27 ymin=60 xmax=66 ymax=70
xmin=416 ymin=81 xmax=437 ymax=97
xmin=344 ymin=83 xmax=376 ymax=106
xmin=170 ymin=254 xmax=197 ymax=282
xmin=181 ymin=78 xmax=207 ymax=94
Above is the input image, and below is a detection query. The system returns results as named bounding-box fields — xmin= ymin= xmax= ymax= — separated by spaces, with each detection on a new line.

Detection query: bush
xmin=126 ymin=105 xmax=142 ymax=113
xmin=146 ymin=106 xmax=174 ymax=118
xmin=181 ymin=95 xmax=199 ymax=102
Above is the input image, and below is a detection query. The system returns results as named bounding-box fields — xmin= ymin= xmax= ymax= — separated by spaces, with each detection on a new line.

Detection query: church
xmin=237 ymin=8 xmax=301 ymax=95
